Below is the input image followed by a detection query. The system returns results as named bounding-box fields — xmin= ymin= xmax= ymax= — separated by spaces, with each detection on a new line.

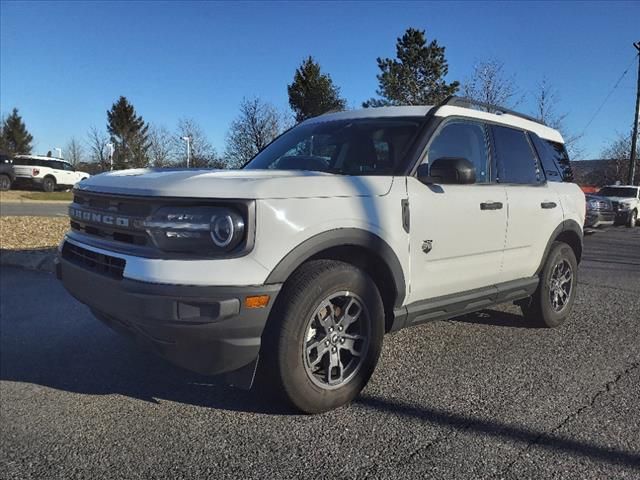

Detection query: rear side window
xmin=545 ymin=140 xmax=573 ymax=182
xmin=426 ymin=121 xmax=490 ymax=183
xmin=492 ymin=125 xmax=541 ymax=184
xmin=529 ymin=133 xmax=561 ymax=181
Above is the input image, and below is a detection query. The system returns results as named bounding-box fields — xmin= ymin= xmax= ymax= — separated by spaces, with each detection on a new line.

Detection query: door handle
xmin=480 ymin=201 xmax=503 ymax=210
xmin=541 ymin=201 xmax=557 ymax=209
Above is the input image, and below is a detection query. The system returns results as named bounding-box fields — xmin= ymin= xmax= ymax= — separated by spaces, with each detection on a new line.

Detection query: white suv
xmin=12 ymin=155 xmax=90 ymax=192
xmin=597 ymin=185 xmax=639 ymax=227
xmin=58 ymin=97 xmax=585 ymax=413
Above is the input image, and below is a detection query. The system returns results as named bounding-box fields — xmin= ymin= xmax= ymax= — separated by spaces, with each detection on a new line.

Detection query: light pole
xmin=107 ymin=143 xmax=115 ymax=171
xmin=628 ymin=41 xmax=640 ymax=185
xmin=182 ymin=136 xmax=191 ymax=168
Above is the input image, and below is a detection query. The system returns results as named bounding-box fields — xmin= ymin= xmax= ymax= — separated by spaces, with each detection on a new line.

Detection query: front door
xmin=407 ymin=119 xmax=508 ymax=303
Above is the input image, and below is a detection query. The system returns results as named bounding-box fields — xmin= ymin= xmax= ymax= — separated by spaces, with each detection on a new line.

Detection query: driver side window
xmin=426 ymin=121 xmax=490 ymax=183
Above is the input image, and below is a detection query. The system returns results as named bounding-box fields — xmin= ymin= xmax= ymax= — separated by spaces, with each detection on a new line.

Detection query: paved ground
xmin=1 ymin=227 xmax=639 ymax=479
xmin=0 ymin=201 xmax=69 ymax=217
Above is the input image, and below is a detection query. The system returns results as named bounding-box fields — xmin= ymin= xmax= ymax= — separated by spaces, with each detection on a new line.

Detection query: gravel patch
xmin=0 ymin=216 xmax=69 ymax=250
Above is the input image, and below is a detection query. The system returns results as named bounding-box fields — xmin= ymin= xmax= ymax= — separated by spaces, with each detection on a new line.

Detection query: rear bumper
xmin=585 ymin=210 xmax=615 ymax=228
xmin=57 ymin=255 xmax=281 ymax=379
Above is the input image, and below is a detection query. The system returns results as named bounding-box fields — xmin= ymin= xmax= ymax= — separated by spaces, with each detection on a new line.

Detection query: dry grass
xmin=0 ymin=189 xmax=72 ymax=202
xmin=0 ymin=216 xmax=69 ymax=250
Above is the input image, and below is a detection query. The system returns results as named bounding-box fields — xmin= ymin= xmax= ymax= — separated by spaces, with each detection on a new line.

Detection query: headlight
xmin=143 ymin=206 xmax=245 ymax=254
xmin=619 ymin=202 xmax=631 ymax=210
xmin=588 ymin=199 xmax=600 ymax=210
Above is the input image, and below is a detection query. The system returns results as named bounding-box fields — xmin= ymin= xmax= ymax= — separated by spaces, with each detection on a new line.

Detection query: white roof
xmin=303 ymin=104 xmax=564 ymax=144
xmin=304 ymin=106 xmax=433 ymax=124
xmin=14 ymin=154 xmax=68 ymax=162
xmin=434 ymin=106 xmax=564 ymax=144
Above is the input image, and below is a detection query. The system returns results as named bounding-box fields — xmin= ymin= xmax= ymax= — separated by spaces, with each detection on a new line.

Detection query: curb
xmin=0 ymin=249 xmax=57 ymax=273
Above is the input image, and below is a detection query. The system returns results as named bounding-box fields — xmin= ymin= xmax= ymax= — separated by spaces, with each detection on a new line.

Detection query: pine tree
xmin=106 ymin=96 xmax=150 ymax=169
xmin=288 ymin=56 xmax=346 ymax=122
xmin=0 ymin=108 xmax=34 ymax=156
xmin=363 ymin=28 xmax=459 ymax=107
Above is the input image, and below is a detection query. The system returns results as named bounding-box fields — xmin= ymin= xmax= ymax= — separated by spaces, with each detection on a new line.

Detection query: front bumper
xmin=585 ymin=210 xmax=615 ymax=228
xmin=57 ymin=253 xmax=281 ymax=380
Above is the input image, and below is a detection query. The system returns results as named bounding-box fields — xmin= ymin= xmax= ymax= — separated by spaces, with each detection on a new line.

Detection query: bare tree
xmin=462 ymin=59 xmax=520 ymax=111
xmin=87 ymin=126 xmax=110 ymax=172
xmin=531 ymin=78 xmax=583 ymax=159
xmin=148 ymin=124 xmax=174 ymax=167
xmin=65 ymin=137 xmax=84 ymax=167
xmin=173 ymin=118 xmax=222 ymax=168
xmin=601 ymin=131 xmax=639 ymax=184
xmin=225 ymin=97 xmax=283 ymax=168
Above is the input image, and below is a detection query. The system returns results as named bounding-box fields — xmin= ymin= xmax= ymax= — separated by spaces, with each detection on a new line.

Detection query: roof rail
xmin=443 ymin=96 xmax=544 ymax=125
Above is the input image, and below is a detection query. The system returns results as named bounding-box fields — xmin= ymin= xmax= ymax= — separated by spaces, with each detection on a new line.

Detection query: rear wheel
xmin=42 ymin=177 xmax=56 ymax=192
xmin=520 ymin=241 xmax=578 ymax=328
xmin=0 ymin=174 xmax=11 ymax=191
xmin=259 ymin=260 xmax=384 ymax=413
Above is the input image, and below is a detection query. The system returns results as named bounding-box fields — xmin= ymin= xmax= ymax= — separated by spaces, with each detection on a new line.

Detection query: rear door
xmin=491 ymin=125 xmax=564 ymax=282
xmin=407 ymin=119 xmax=508 ymax=302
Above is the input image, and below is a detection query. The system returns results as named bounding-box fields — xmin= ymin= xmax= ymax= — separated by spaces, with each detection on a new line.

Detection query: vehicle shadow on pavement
xmin=451 ymin=309 xmax=543 ymax=329
xmin=0 ymin=315 xmax=298 ymax=416
xmin=356 ymin=395 xmax=640 ymax=469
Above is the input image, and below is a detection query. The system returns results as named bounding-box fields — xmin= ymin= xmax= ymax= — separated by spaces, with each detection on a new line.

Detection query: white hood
xmin=75 ymin=169 xmax=394 ymax=199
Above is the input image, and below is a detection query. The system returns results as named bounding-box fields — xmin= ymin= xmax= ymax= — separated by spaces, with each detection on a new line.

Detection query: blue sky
xmin=1 ymin=0 xmax=638 ymax=160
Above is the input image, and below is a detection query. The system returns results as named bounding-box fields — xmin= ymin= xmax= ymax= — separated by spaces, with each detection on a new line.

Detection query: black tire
xmin=259 ymin=260 xmax=385 ymax=414
xmin=520 ymin=241 xmax=578 ymax=328
xmin=42 ymin=176 xmax=56 ymax=192
xmin=627 ymin=210 xmax=637 ymax=228
xmin=0 ymin=174 xmax=11 ymax=191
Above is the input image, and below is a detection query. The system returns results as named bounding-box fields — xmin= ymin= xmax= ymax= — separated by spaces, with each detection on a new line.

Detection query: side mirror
xmin=417 ymin=157 xmax=476 ymax=185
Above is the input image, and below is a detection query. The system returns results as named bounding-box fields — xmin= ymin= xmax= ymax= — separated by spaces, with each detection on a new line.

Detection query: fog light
xmin=245 ymin=295 xmax=270 ymax=309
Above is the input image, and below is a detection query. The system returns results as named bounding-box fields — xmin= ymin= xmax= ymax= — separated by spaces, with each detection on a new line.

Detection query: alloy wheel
xmin=303 ymin=291 xmax=370 ymax=390
xmin=548 ymin=259 xmax=573 ymax=313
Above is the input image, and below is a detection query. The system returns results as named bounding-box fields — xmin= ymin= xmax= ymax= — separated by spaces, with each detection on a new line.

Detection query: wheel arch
xmin=265 ymin=229 xmax=406 ymax=332
xmin=536 ymin=220 xmax=583 ymax=275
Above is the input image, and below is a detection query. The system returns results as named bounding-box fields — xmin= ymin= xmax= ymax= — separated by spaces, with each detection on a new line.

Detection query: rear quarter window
xmin=534 ymin=136 xmax=573 ymax=182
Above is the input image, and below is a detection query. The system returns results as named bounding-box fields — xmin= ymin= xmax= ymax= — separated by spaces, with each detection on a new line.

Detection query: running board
xmin=390 ymin=277 xmax=539 ymax=331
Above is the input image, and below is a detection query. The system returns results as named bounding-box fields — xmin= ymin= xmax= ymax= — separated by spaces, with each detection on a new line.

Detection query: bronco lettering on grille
xmin=69 ymin=207 xmax=130 ymax=228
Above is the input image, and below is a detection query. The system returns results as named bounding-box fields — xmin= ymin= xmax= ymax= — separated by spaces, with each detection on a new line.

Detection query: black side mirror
xmin=417 ymin=157 xmax=476 ymax=185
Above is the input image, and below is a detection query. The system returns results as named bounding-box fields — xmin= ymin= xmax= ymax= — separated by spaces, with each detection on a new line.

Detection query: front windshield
xmin=598 ymin=187 xmax=638 ymax=198
xmin=244 ymin=117 xmax=423 ymax=175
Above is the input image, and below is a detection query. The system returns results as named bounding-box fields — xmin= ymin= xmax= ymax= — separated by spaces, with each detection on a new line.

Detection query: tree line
xmin=1 ymin=27 xmax=637 ymax=177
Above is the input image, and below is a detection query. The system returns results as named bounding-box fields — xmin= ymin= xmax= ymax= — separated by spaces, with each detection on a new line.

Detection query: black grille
xmin=70 ymin=192 xmax=150 ymax=246
xmin=62 ymin=242 xmax=126 ymax=279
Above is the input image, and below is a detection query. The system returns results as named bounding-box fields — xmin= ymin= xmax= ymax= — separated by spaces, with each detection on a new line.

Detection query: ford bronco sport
xmin=58 ymin=97 xmax=585 ymax=413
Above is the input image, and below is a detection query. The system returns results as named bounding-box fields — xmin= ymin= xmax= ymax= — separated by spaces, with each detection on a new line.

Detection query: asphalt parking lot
xmin=1 ymin=227 xmax=639 ymax=479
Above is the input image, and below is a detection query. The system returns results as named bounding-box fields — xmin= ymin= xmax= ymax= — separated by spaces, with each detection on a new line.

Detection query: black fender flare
xmin=265 ymin=228 xmax=406 ymax=308
xmin=536 ymin=219 xmax=583 ymax=275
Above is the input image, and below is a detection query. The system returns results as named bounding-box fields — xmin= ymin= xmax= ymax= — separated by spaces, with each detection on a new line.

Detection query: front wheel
xmin=0 ymin=174 xmax=11 ymax=191
xmin=42 ymin=177 xmax=56 ymax=192
xmin=259 ymin=260 xmax=384 ymax=413
xmin=627 ymin=210 xmax=637 ymax=228
xmin=520 ymin=242 xmax=578 ymax=328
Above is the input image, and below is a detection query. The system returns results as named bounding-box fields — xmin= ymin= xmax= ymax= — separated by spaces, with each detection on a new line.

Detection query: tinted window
xmin=530 ymin=133 xmax=561 ymax=182
xmin=426 ymin=121 xmax=489 ymax=183
xmin=48 ymin=161 xmax=65 ymax=170
xmin=63 ymin=162 xmax=75 ymax=171
xmin=492 ymin=125 xmax=541 ymax=184
xmin=244 ymin=118 xmax=422 ymax=175
xmin=545 ymin=140 xmax=573 ymax=182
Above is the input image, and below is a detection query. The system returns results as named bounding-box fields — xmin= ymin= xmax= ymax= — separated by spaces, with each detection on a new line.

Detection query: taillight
xmin=32 ymin=168 xmax=40 ymax=176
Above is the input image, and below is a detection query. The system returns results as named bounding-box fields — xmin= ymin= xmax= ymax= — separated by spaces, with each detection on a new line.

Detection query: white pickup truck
xmin=12 ymin=155 xmax=90 ymax=192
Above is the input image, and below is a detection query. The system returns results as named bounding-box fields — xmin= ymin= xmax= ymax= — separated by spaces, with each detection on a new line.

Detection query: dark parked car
xmin=0 ymin=152 xmax=15 ymax=191
xmin=584 ymin=194 xmax=615 ymax=228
